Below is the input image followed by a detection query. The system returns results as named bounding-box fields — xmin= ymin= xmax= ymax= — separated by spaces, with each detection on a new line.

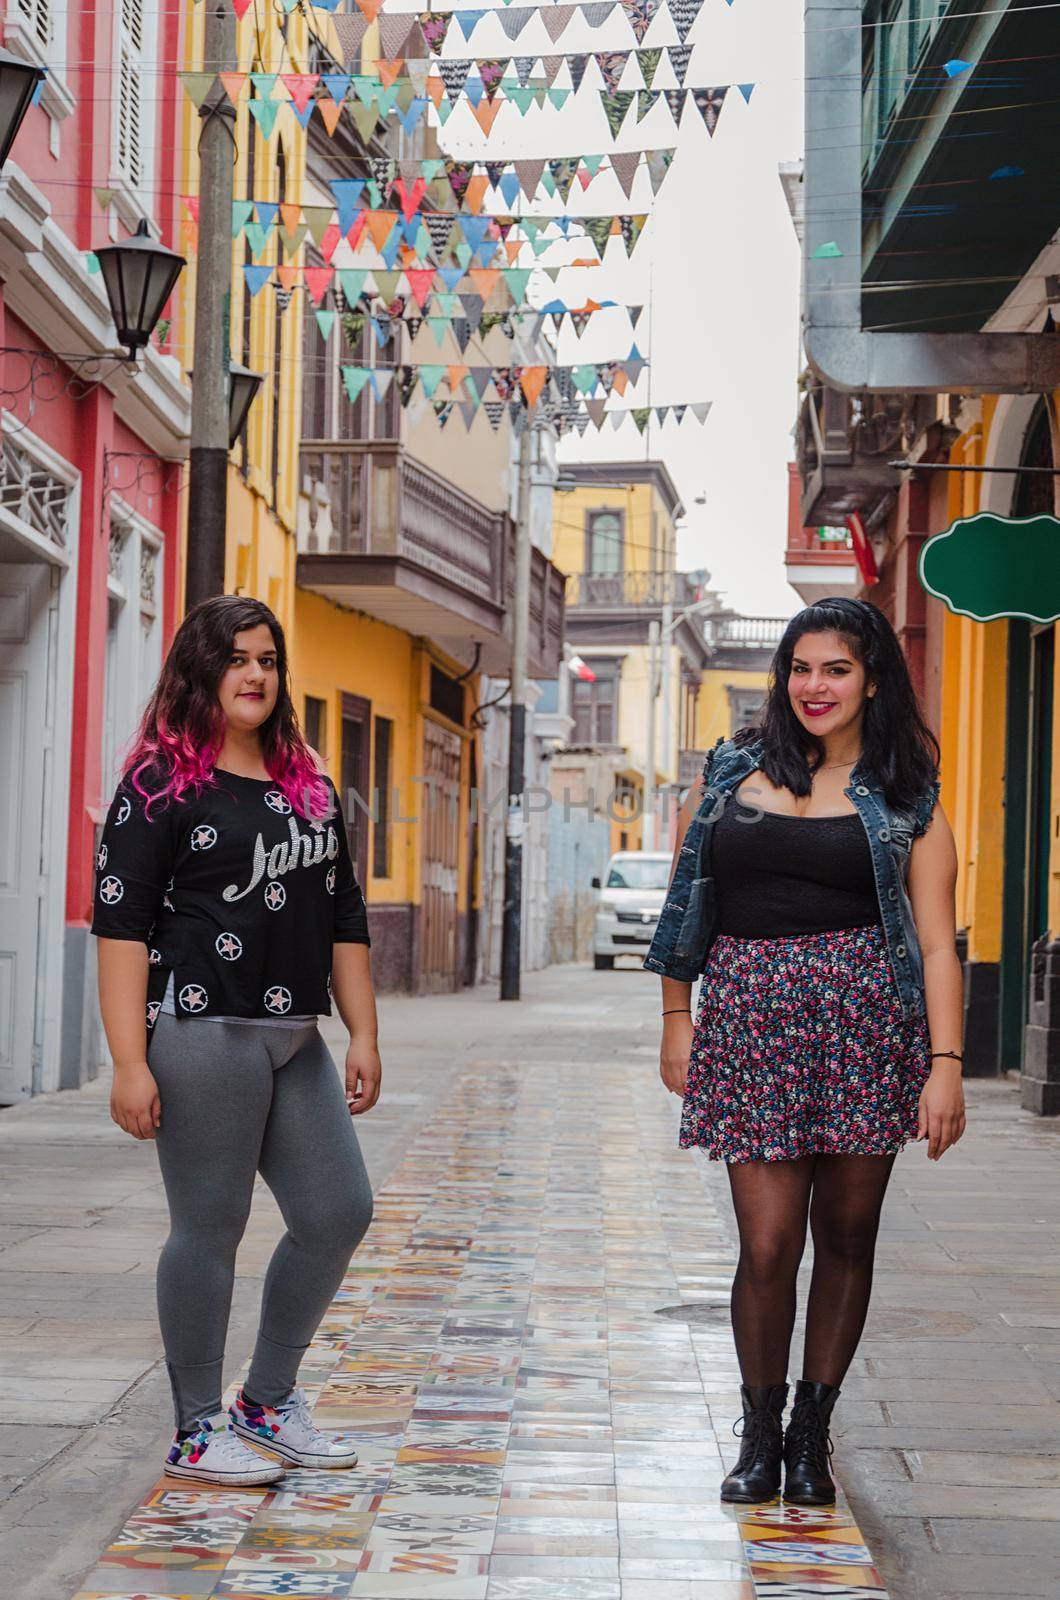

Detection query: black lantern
xmin=95 ymin=219 xmax=186 ymax=359
xmin=0 ymin=48 xmax=44 ymax=172
xmin=227 ymin=361 xmax=265 ymax=445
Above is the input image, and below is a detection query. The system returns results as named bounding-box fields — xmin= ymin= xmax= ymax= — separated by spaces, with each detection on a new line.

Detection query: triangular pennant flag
xmin=314 ymin=309 xmax=336 ymax=341
xmin=404 ymin=267 xmax=436 ymax=309
xmin=610 ymin=151 xmax=640 ymax=198
xmin=663 ymin=87 xmax=687 ymax=125
xmin=691 ymin=83 xmax=728 ymax=135
xmin=250 ymin=71 xmax=278 ymax=98
xmin=219 ymin=71 xmax=246 ymax=104
xmin=438 ymin=58 xmax=471 ymax=103
xmin=585 ymin=395 xmax=607 ymax=422
xmin=484 ymin=400 xmax=504 ymax=431
xmin=547 ymin=86 xmax=572 ymax=108
xmin=373 ymin=269 xmax=401 ymax=302
xmin=452 ymin=316 xmax=472 ymax=353
xmin=303 ymin=206 xmax=333 ymax=248
xmin=737 ymin=81 xmax=755 ymax=102
xmin=392 ymin=176 xmax=427 ymax=222
xmin=691 ymin=401 xmax=712 ymax=422
xmin=366 ymin=210 xmax=399 ymax=252
xmin=452 ymin=9 xmax=482 ymax=41
xmin=433 ymin=400 xmax=454 ymax=429
xmin=342 ymin=366 xmax=371 ymax=404
xmin=645 ymin=147 xmax=675 ymax=193
xmin=180 ymin=72 xmax=215 ymax=108
xmin=549 ymin=158 xmax=579 ymax=204
xmin=666 ymin=44 xmax=692 ymax=85
xmin=478 ymin=58 xmax=510 ymax=100
xmin=506 ymin=84 xmax=537 ymax=115
xmin=541 ymin=54 xmax=565 ymax=88
xmin=378 ymin=11 xmax=414 ymax=58
xmin=419 ymin=12 xmax=450 ymax=54
xmin=276 ymin=263 xmax=299 ymax=292
xmin=333 ymin=12 xmax=369 ymax=64
xmin=231 ymin=199 xmax=253 ymax=236
xmin=514 ymin=159 xmax=545 ymax=202
xmin=282 ymin=73 xmax=320 ymax=113
xmin=321 ymin=72 xmax=351 ymax=103
xmin=243 ymin=264 xmax=272 ymax=296
xmin=582 ymin=1 xmax=617 ymax=24
xmin=304 ymin=265 xmax=334 ymax=305
xmin=636 ymin=88 xmax=657 ymax=122
xmin=460 ymin=293 xmax=484 ymax=330
xmin=350 ymin=100 xmax=379 ymax=141
xmin=567 ymin=53 xmax=590 ymax=93
xmin=595 ymin=50 xmax=627 ymax=93
xmin=471 ymin=99 xmax=504 ymax=136
xmin=620 ymin=214 xmax=648 ymax=256
xmin=331 ymin=179 xmax=365 ymax=237
xmin=423 ymin=212 xmax=453 ymax=258
xmin=655 ymin=405 xmax=670 ymax=424
xmin=280 ymin=224 xmax=308 ymax=259
xmin=632 ymin=406 xmax=650 ymax=434
xmin=542 ymin=5 xmax=576 ymax=42
xmin=600 ymin=90 xmax=634 ymax=137
xmin=247 ymin=98 xmax=280 ymax=137
xmin=317 ymin=99 xmax=343 ymax=136
xmin=584 ymin=215 xmax=615 ymax=259
xmin=667 ymin=0 xmax=705 ymax=44
xmin=621 ymin=0 xmax=661 ymax=44
xmin=375 ymin=58 xmax=405 ymax=90
xmin=354 ymin=0 xmax=383 ymax=19
xmin=497 ymin=5 xmax=534 ymax=39
xmin=426 ymin=317 xmax=449 ymax=347
xmin=672 ymin=403 xmax=687 ymax=423
xmin=446 ymin=363 xmax=470 ymax=394
xmin=419 ymin=364 xmax=446 ymax=397
xmin=339 ymin=269 xmax=368 ymax=306
xmin=637 ymin=47 xmax=663 ymax=88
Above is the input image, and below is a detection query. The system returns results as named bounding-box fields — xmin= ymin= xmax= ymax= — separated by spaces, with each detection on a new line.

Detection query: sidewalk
xmin=0 ymin=964 xmax=1057 ymax=1599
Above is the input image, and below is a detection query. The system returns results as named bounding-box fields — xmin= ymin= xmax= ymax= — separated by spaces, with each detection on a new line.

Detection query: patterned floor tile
xmin=74 ymin=1059 xmax=893 ymax=1600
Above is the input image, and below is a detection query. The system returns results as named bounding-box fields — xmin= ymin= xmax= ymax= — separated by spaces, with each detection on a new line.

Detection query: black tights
xmin=725 ymin=1152 xmax=897 ymax=1388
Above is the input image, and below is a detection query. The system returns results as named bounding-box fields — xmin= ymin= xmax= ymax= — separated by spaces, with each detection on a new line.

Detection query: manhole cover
xmin=655 ymin=1302 xmax=731 ymax=1324
xmin=863 ymin=1306 xmax=982 ymax=1339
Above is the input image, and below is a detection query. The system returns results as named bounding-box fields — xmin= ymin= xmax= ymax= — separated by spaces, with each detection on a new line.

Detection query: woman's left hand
xmin=345 ymin=1039 xmax=382 ymax=1116
xmin=915 ymin=1066 xmax=966 ymax=1160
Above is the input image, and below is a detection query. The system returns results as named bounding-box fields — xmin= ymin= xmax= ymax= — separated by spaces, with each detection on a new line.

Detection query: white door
xmin=0 ymin=564 xmax=52 ymax=1102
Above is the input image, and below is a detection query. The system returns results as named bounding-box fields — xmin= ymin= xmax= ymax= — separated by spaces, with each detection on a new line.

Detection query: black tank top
xmin=711 ymin=793 xmax=881 ymax=938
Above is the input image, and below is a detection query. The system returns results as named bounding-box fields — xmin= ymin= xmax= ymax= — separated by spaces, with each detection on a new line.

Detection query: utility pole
xmin=659 ymin=592 xmax=673 ymax=845
xmin=643 ymin=617 xmax=660 ymax=850
xmin=500 ymin=420 xmax=535 ymax=1000
xmin=185 ymin=0 xmax=236 ymax=608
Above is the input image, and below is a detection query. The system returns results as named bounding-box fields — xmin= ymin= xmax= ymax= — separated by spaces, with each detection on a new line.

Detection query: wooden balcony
xmin=296 ymin=442 xmax=564 ymax=678
xmin=565 ymin=568 xmax=700 ymax=612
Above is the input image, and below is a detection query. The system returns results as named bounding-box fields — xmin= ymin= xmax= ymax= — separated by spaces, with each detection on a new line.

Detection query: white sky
xmin=434 ymin=0 xmax=806 ymax=617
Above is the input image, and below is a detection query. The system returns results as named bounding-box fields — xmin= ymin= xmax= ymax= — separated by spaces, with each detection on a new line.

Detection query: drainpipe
xmin=804 ymin=0 xmax=1060 ymax=395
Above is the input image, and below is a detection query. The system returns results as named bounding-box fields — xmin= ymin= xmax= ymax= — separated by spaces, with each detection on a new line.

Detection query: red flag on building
xmin=845 ymin=511 xmax=879 ymax=586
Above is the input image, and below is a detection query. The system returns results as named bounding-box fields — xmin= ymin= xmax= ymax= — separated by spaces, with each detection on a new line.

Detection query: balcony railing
xmin=565 ymin=569 xmax=699 ymax=610
xmin=704 ymin=615 xmax=789 ymax=651
xmin=297 ymin=441 xmax=564 ymax=677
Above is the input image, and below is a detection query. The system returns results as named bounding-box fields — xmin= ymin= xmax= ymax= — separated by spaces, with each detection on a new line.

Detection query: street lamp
xmin=0 ymin=49 xmax=44 ymax=171
xmin=227 ymin=361 xmax=265 ymax=446
xmin=94 ymin=219 xmax=186 ymax=360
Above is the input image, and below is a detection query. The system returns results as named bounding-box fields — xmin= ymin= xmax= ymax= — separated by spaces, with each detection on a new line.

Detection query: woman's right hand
xmin=660 ymin=1012 xmax=694 ymax=1097
xmin=110 ymin=1062 xmax=162 ymax=1140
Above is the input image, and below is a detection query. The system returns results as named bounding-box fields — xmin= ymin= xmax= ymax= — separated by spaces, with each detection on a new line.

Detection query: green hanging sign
xmin=919 ymin=512 xmax=1060 ymax=624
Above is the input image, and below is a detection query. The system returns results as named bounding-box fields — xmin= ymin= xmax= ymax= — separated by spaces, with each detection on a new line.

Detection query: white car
xmin=591 ymin=851 xmax=672 ymax=970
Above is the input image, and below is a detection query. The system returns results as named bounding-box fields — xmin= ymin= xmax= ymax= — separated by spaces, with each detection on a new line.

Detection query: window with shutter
xmin=17 ymin=0 xmax=50 ymax=52
xmin=115 ymin=0 xmax=151 ymax=194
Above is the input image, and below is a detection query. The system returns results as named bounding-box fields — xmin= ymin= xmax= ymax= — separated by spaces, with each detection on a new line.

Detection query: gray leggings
xmin=147 ymin=1012 xmax=373 ymax=1430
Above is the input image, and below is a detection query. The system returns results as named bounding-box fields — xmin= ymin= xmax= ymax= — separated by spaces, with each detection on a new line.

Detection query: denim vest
xmin=643 ymin=735 xmax=941 ymax=1020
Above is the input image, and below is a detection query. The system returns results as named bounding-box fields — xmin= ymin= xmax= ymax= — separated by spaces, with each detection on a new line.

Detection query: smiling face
xmin=216 ymin=623 xmax=280 ymax=733
xmin=787 ymin=629 xmax=874 ymax=739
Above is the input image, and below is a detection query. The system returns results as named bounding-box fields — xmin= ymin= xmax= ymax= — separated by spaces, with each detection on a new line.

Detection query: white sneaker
xmin=229 ymin=1384 xmax=360 ymax=1469
xmin=164 ymin=1410 xmax=286 ymax=1485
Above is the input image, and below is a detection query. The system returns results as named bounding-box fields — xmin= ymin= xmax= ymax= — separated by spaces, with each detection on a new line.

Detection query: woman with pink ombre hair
xmin=92 ymin=595 xmax=379 ymax=1487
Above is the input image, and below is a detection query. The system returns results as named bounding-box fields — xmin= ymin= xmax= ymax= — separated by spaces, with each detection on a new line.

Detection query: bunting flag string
xmin=286 ymin=0 xmax=712 ymax=54
xmin=180 ymin=61 xmax=752 ymax=142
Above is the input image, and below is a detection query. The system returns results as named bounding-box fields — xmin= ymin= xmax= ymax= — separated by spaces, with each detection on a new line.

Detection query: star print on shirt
xmin=96 ymin=843 xmax=108 ymax=870
xmin=264 ymin=985 xmax=292 ymax=1014
xmin=178 ymin=984 xmax=208 ymax=1013
xmin=264 ymin=790 xmax=292 ymax=815
xmin=149 ymin=949 xmax=162 ymax=965
xmin=191 ymin=825 xmax=218 ymax=851
xmin=264 ymin=881 xmax=287 ymax=911
xmin=99 ymin=876 xmax=124 ymax=904
xmin=146 ymin=1001 xmax=161 ymax=1028
xmin=325 ymin=866 xmax=336 ymax=895
xmin=116 ymin=796 xmax=131 ymax=826
xmin=215 ymin=932 xmax=243 ymax=961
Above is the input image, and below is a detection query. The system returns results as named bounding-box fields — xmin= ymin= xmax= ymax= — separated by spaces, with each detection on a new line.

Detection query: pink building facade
xmin=0 ymin=0 xmax=189 ymax=1099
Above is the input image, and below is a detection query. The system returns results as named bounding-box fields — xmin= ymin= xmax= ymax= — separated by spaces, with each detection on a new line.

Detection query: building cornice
xmin=558 ymin=459 xmax=685 ymax=521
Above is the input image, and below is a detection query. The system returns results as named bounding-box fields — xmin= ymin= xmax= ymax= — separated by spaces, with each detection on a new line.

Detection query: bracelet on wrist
xmin=929 ymin=1050 xmax=963 ymax=1063
xmin=662 ymin=1008 xmax=690 ymax=1017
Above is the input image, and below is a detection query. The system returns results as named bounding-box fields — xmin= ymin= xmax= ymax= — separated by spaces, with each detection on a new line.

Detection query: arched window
xmin=587 ymin=510 xmax=622 ymax=574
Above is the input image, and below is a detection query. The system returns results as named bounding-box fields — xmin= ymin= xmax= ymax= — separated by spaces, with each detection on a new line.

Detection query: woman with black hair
xmin=92 ymin=595 xmax=379 ymax=1486
xmin=645 ymin=598 xmax=964 ymax=1507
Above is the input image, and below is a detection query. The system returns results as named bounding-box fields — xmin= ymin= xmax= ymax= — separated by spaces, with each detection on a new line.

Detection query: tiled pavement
xmin=69 ymin=1045 xmax=890 ymax=1600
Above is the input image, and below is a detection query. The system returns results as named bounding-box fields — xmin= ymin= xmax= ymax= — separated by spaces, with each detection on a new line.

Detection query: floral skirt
xmin=679 ymin=923 xmax=932 ymax=1163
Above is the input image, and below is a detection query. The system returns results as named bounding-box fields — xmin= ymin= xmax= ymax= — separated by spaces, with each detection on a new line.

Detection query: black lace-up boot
xmin=719 ymin=1381 xmax=788 ymax=1503
xmin=783 ymin=1378 xmax=840 ymax=1505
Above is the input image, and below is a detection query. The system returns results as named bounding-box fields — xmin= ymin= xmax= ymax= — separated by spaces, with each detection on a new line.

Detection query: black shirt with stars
xmin=90 ymin=765 xmax=370 ymax=1026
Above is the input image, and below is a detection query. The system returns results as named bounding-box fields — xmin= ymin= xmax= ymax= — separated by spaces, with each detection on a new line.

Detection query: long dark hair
xmin=732 ymin=597 xmax=940 ymax=811
xmin=121 ymin=595 xmax=328 ymax=822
